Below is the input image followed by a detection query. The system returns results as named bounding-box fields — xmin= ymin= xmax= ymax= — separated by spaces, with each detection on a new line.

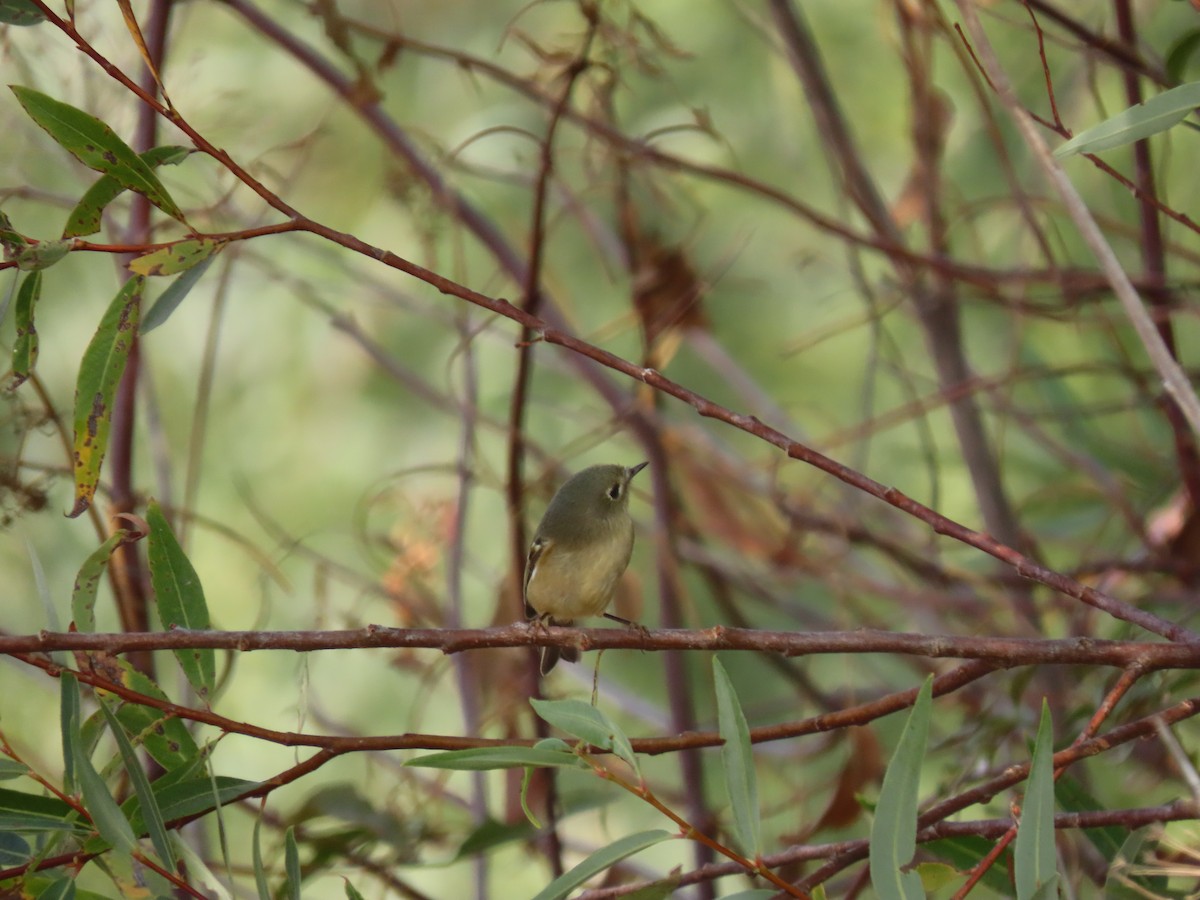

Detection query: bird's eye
xmin=607 ymin=482 xmax=622 ymax=500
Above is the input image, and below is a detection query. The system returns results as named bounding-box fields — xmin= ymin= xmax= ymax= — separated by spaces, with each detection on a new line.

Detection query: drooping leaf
xmin=406 ymin=746 xmax=582 ymax=771
xmin=69 ymin=276 xmax=142 ymax=517
xmin=869 ymin=676 xmax=932 ymax=900
xmin=10 ymin=269 xmax=40 ymax=388
xmin=11 ymin=86 xmax=185 ymax=223
xmin=60 ymin=672 xmax=81 ymax=795
xmin=63 ymin=145 xmax=192 ymax=238
xmin=72 ymin=707 xmax=139 ymax=854
xmin=531 ymin=697 xmax=639 ymax=774
xmin=1054 ymin=81 xmax=1200 ymax=158
xmin=129 ymin=237 xmax=224 ymax=277
xmin=99 ymin=703 xmax=176 ymax=872
xmin=284 ymin=825 xmax=301 ymax=900
xmin=713 ymin=657 xmax=760 ymax=858
xmin=1166 ymin=30 xmax=1200 ymax=85
xmin=530 ymin=830 xmax=675 ymax=900
xmin=141 ymin=252 xmax=217 ymax=333
xmin=0 ymin=0 xmax=45 ymax=26
xmin=71 ymin=527 xmax=142 ymax=632
xmin=146 ymin=499 xmax=215 ymax=700
xmin=253 ymin=809 xmax=270 ymax=900
xmin=1014 ymin=700 xmax=1058 ymax=900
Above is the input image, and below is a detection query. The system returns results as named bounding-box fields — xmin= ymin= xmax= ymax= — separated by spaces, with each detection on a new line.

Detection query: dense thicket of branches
xmin=2 ymin=1 xmax=1200 ymax=897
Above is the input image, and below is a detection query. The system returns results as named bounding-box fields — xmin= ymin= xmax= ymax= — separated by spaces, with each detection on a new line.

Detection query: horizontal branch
xmin=4 ymin=625 xmax=1197 ymax=668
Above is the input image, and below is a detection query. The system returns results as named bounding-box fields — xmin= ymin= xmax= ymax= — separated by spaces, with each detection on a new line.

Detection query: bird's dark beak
xmin=628 ymin=461 xmax=649 ymax=479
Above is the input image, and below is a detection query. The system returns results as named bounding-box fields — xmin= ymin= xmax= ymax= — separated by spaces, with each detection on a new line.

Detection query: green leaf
xmin=31 ymin=876 xmax=74 ymax=900
xmin=99 ymin=703 xmax=175 ymax=872
xmin=0 ymin=209 xmax=26 ymax=254
xmin=129 ymin=237 xmax=224 ymax=277
xmin=72 ymin=528 xmax=139 ymax=632
xmin=68 ymin=276 xmax=142 ymax=518
xmin=73 ymin=710 xmax=139 ymax=854
xmin=284 ymin=825 xmax=301 ymax=900
xmin=0 ymin=830 xmax=31 ymax=865
xmin=146 ymin=499 xmax=216 ymax=700
xmin=127 ymin=775 xmax=257 ymax=828
xmin=141 ymin=252 xmax=217 ymax=333
xmin=713 ymin=657 xmax=760 ymax=858
xmin=61 ymin=672 xmax=81 ymax=795
xmin=1015 ymin=700 xmax=1058 ymax=900
xmin=0 ymin=759 xmax=29 ymax=781
xmin=530 ymin=830 xmax=675 ymax=900
xmin=1054 ymin=81 xmax=1200 ymax=158
xmin=0 ymin=0 xmax=46 ymax=25
xmin=10 ymin=269 xmax=40 ymax=388
xmin=14 ymin=238 xmax=70 ymax=271
xmin=253 ymin=810 xmax=270 ymax=900
xmin=93 ymin=659 xmax=201 ymax=772
xmin=0 ymin=787 xmax=85 ymax=834
xmin=924 ymin=835 xmax=1011 ymax=895
xmin=1166 ymin=30 xmax=1200 ymax=84
xmin=406 ymin=746 xmax=582 ymax=771
xmin=11 ymin=86 xmax=186 ymax=223
xmin=63 ymin=145 xmax=192 ymax=238
xmin=532 ymin=697 xmax=639 ymax=773
xmin=344 ymin=880 xmax=366 ymax=900
xmin=869 ymin=676 xmax=932 ymax=900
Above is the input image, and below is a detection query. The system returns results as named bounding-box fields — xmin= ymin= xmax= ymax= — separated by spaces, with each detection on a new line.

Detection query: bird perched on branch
xmin=524 ymin=462 xmax=648 ymax=675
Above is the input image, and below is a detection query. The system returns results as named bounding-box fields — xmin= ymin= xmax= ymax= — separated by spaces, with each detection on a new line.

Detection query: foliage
xmin=2 ymin=1 xmax=1200 ymax=898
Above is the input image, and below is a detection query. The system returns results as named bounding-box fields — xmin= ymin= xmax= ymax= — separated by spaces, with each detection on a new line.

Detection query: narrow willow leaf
xmin=10 ymin=269 xmax=40 ymax=388
xmin=344 ymin=880 xmax=366 ymax=900
xmin=106 ymin=662 xmax=200 ymax=772
xmin=141 ymin=253 xmax=216 ymax=333
xmin=1166 ymin=31 xmax=1200 ymax=85
xmin=63 ymin=145 xmax=192 ymax=238
xmin=1015 ymin=700 xmax=1058 ymax=900
xmin=146 ymin=499 xmax=215 ymax=699
xmin=30 ymin=876 xmax=73 ymax=900
xmin=869 ymin=676 xmax=932 ymax=900
xmin=713 ymin=657 xmax=760 ymax=858
xmin=530 ymin=830 xmax=675 ymax=900
xmin=0 ymin=831 xmax=31 ymax=865
xmin=99 ymin=703 xmax=175 ymax=872
xmin=1054 ymin=81 xmax=1200 ymax=158
xmin=14 ymin=238 xmax=70 ymax=271
xmin=69 ymin=277 xmax=142 ymax=518
xmin=0 ymin=760 xmax=29 ymax=781
xmin=60 ymin=673 xmax=81 ymax=795
xmin=0 ymin=0 xmax=45 ymax=25
xmin=126 ymin=776 xmax=257 ymax=828
xmin=73 ymin=719 xmax=139 ymax=854
xmin=0 ymin=209 xmax=26 ymax=255
xmin=407 ymin=746 xmax=581 ymax=771
xmin=71 ymin=528 xmax=137 ymax=632
xmin=252 ymin=811 xmax=270 ymax=900
xmin=11 ymin=87 xmax=185 ymax=223
xmin=0 ymin=787 xmax=84 ymax=834
xmin=284 ymin=825 xmax=301 ymax=900
xmin=129 ymin=237 xmax=224 ymax=277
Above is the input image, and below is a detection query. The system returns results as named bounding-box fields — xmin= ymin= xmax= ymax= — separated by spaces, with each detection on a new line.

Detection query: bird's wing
xmin=523 ymin=536 xmax=553 ymax=600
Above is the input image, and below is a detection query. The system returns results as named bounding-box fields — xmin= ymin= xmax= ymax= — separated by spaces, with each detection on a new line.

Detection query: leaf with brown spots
xmin=10 ymin=270 xmax=40 ymax=388
xmin=63 ymin=145 xmax=192 ymax=239
xmin=10 ymin=86 xmax=186 ymax=224
xmin=69 ymin=276 xmax=142 ymax=517
xmin=129 ymin=237 xmax=224 ymax=277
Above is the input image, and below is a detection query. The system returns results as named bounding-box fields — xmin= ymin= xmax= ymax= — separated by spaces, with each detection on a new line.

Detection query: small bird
xmin=524 ymin=462 xmax=648 ymax=674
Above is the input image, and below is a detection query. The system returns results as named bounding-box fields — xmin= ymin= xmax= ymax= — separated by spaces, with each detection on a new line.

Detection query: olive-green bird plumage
xmin=524 ymin=462 xmax=647 ymax=674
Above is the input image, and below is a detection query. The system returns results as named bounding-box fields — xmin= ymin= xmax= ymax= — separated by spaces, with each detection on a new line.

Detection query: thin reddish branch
xmin=4 ymin=626 xmax=1198 ymax=667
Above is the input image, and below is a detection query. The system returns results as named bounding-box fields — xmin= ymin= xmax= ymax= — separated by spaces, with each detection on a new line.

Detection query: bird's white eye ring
xmin=607 ymin=482 xmax=622 ymax=500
